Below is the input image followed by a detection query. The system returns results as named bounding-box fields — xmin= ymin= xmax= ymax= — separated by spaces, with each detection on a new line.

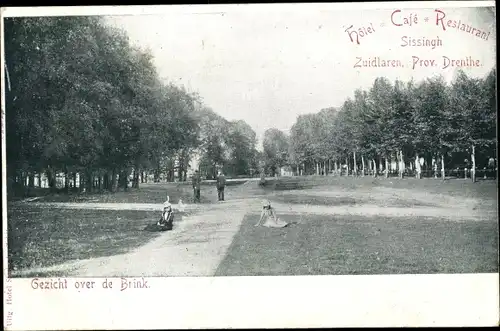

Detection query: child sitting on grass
xmin=158 ymin=196 xmax=174 ymax=228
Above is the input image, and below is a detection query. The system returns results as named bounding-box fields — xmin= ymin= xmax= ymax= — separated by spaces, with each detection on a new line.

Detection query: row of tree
xmin=263 ymin=69 xmax=497 ymax=181
xmin=5 ymin=16 xmax=259 ymax=195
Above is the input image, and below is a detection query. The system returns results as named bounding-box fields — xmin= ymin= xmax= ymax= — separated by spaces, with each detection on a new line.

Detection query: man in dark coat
xmin=192 ymin=170 xmax=201 ymax=203
xmin=216 ymin=171 xmax=226 ymax=201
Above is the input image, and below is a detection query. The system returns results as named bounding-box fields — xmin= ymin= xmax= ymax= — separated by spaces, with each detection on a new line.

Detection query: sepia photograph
xmin=3 ymin=3 xmax=498 ymax=279
xmin=1 ymin=2 xmax=498 ymax=329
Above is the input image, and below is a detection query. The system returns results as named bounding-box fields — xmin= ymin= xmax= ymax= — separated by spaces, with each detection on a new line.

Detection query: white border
xmin=3 ymin=274 xmax=500 ymax=329
xmin=0 ymin=2 xmax=497 ymax=17
xmin=2 ymin=2 xmax=499 ymax=330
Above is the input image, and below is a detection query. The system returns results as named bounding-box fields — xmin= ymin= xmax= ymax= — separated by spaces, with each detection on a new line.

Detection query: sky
xmin=105 ymin=4 xmax=496 ymax=149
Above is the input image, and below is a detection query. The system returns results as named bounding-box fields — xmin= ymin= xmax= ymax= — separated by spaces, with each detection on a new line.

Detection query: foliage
xmin=287 ymin=70 xmax=497 ymax=173
xmin=4 ymin=16 xmax=257 ymax=193
xmin=263 ymin=128 xmax=289 ymax=176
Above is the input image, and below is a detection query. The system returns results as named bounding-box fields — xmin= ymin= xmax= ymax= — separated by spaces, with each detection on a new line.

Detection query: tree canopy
xmin=286 ymin=69 xmax=497 ymax=177
xmin=4 ymin=16 xmax=258 ymax=194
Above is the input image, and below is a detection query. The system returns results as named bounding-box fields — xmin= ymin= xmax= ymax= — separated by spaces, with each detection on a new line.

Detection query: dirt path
xmin=31 ymin=197 xmax=485 ymax=221
xmin=67 ymin=209 xmax=249 ymax=277
xmin=11 ymin=199 xmax=260 ymax=277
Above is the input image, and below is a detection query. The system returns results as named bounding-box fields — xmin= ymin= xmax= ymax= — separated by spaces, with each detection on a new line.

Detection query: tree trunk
xmin=441 ymin=153 xmax=445 ymax=181
xmin=102 ymin=170 xmax=111 ymax=191
xmin=471 ymin=145 xmax=476 ymax=183
xmin=28 ymin=172 xmax=35 ymax=188
xmin=38 ymin=172 xmax=43 ymax=188
xmin=399 ymin=150 xmax=404 ymax=179
xmin=47 ymin=167 xmax=57 ymax=192
xmin=353 ymin=151 xmax=357 ymax=177
xmin=98 ymin=174 xmax=102 ymax=191
xmin=132 ymin=166 xmax=140 ymax=189
xmin=361 ymin=155 xmax=365 ymax=177
xmin=433 ymin=155 xmax=438 ymax=179
xmin=118 ymin=171 xmax=124 ymax=191
xmin=372 ymin=159 xmax=377 ymax=177
xmin=110 ymin=169 xmax=118 ymax=192
xmin=346 ymin=157 xmax=349 ymax=176
xmin=154 ymin=166 xmax=160 ymax=183
xmin=124 ymin=169 xmax=131 ymax=191
xmin=63 ymin=169 xmax=69 ymax=191
xmin=19 ymin=172 xmax=26 ymax=194
xmin=384 ymin=156 xmax=389 ymax=178
xmin=124 ymin=170 xmax=129 ymax=191
xmin=415 ymin=152 xmax=421 ymax=179
xmin=85 ymin=169 xmax=92 ymax=193
xmin=178 ymin=156 xmax=184 ymax=182
xmin=79 ymin=172 xmax=84 ymax=192
xmin=102 ymin=172 xmax=108 ymax=191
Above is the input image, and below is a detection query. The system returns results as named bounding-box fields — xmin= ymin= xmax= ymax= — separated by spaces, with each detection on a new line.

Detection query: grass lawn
xmin=215 ymin=213 xmax=499 ymax=276
xmin=8 ymin=176 xmax=497 ymax=277
xmin=7 ymin=204 xmax=181 ymax=276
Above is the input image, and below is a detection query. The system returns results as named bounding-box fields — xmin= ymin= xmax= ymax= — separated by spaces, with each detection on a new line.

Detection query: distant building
xmin=280 ymin=166 xmax=293 ymax=177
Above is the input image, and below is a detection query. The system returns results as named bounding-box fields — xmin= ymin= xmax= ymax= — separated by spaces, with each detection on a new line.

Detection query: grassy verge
xmin=215 ymin=213 xmax=499 ymax=276
xmin=7 ymin=205 xmax=171 ymax=275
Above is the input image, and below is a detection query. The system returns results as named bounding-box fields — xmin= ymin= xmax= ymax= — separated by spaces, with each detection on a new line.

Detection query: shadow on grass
xmin=215 ymin=213 xmax=499 ymax=276
xmin=23 ymin=181 xmax=249 ymax=205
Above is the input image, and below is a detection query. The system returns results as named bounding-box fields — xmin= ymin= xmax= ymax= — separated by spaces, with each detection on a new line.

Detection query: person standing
xmin=192 ymin=170 xmax=201 ymax=203
xmin=488 ymin=156 xmax=495 ymax=179
xmin=216 ymin=171 xmax=226 ymax=201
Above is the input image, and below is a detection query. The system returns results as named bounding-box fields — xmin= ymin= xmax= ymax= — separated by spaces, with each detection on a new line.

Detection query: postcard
xmin=2 ymin=2 xmax=498 ymax=329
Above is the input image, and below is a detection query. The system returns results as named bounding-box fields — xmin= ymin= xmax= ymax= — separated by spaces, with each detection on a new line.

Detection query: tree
xmin=263 ymin=128 xmax=289 ymax=176
xmin=225 ymin=120 xmax=258 ymax=177
xmin=449 ymin=69 xmax=496 ymax=182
